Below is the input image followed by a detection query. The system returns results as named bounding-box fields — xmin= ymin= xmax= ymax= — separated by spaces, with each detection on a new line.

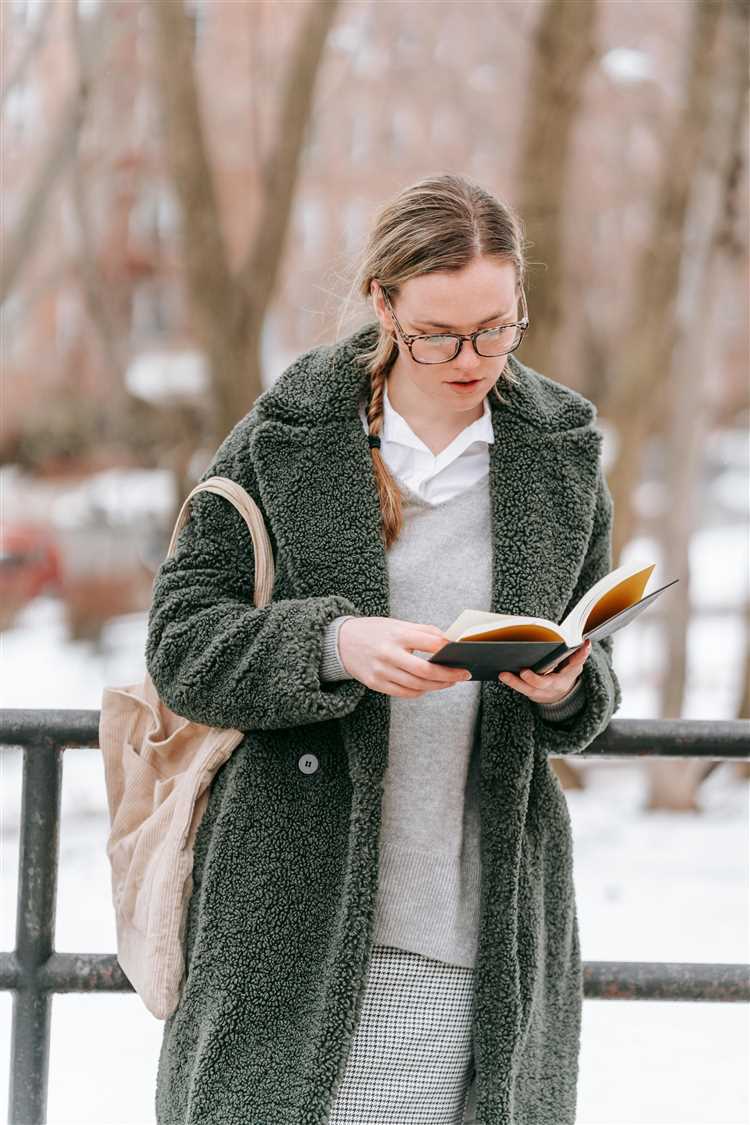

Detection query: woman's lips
xmin=446 ymin=378 xmax=482 ymax=391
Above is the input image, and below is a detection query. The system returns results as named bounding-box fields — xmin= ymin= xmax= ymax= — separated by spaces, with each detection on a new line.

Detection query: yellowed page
xmin=583 ymin=564 xmax=655 ymax=632
xmin=460 ymin=622 xmax=565 ymax=643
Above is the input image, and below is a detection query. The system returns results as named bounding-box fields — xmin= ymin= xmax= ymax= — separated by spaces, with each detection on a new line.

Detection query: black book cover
xmin=426 ymin=578 xmax=679 ymax=682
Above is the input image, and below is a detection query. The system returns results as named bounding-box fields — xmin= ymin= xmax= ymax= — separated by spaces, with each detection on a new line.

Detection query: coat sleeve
xmin=531 ymin=459 xmax=622 ymax=755
xmin=145 ymin=437 xmax=367 ymax=732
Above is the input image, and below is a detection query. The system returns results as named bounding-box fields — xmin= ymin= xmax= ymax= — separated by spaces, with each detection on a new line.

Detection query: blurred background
xmin=1 ymin=1 xmax=748 ymax=1122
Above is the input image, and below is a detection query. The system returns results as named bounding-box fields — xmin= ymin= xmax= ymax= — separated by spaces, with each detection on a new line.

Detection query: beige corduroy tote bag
xmin=99 ymin=476 xmax=275 ymax=1020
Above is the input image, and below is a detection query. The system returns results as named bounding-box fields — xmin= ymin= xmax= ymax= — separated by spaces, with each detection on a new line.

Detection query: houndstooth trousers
xmin=327 ymin=944 xmax=479 ymax=1124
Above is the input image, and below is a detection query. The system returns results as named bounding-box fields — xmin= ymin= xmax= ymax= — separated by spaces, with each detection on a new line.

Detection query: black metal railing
xmin=2 ymin=709 xmax=749 ymax=1125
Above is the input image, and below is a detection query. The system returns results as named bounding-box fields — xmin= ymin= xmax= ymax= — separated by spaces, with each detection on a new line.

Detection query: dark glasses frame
xmin=375 ymin=280 xmax=530 ymax=364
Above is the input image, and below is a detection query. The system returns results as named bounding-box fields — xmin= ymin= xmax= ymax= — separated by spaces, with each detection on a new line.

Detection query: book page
xmin=442 ymin=609 xmax=515 ymax=642
xmin=442 ymin=609 xmax=562 ymax=643
xmin=582 ymin=564 xmax=656 ymax=632
xmin=461 ymin=622 xmax=566 ymax=643
xmin=458 ymin=615 xmax=564 ymax=643
xmin=561 ymin=562 xmax=656 ymax=635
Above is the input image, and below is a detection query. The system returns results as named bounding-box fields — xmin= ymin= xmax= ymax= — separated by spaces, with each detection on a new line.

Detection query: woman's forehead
xmin=401 ymin=266 xmax=519 ymax=329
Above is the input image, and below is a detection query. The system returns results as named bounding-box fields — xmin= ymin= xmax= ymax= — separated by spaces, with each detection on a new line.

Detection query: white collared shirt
xmin=357 ymin=380 xmax=494 ymax=506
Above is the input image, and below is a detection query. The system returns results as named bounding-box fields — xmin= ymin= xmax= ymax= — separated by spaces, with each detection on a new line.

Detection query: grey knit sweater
xmin=319 ymin=475 xmax=585 ymax=967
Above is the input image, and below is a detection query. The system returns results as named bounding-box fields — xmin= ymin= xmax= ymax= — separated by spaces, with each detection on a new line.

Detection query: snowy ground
xmin=1 ymin=516 xmax=748 ymax=1125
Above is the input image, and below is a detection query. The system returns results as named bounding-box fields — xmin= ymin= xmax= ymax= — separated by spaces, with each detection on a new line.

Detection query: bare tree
xmin=149 ymin=0 xmax=341 ymax=467
xmin=516 ymin=0 xmax=599 ymax=376
xmin=68 ymin=1 xmax=128 ymax=398
xmin=507 ymin=0 xmax=600 ymax=795
xmin=0 ymin=0 xmax=53 ymax=111
xmin=644 ymin=0 xmax=748 ymax=810
xmin=602 ymin=0 xmax=726 ymax=566
xmin=0 ymin=2 xmax=115 ymax=304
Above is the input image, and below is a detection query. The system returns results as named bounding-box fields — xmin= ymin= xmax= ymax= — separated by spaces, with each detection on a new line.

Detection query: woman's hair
xmin=338 ymin=172 xmax=528 ymax=550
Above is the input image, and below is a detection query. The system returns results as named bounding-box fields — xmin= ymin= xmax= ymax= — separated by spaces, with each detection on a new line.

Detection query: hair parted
xmin=336 ymin=172 xmax=529 ymax=550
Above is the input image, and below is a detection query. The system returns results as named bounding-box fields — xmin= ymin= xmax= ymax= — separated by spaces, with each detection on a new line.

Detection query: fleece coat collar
xmin=150 ymin=320 xmax=621 ymax=1124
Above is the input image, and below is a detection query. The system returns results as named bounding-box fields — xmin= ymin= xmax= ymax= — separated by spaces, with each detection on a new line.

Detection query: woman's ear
xmin=370 ymin=280 xmax=387 ymax=328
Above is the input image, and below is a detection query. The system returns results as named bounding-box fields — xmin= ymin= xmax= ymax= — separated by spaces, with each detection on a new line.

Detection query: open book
xmin=427 ymin=562 xmax=678 ymax=682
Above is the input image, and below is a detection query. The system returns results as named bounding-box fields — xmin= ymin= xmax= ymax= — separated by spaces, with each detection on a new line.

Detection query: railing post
xmin=8 ymin=742 xmax=63 ymax=1125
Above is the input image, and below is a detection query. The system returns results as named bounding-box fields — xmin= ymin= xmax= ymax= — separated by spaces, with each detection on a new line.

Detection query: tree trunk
xmin=150 ymin=0 xmax=341 ymax=449
xmin=516 ymin=0 xmax=599 ymax=377
xmin=0 ymin=1 xmax=115 ymax=302
xmin=603 ymin=0 xmax=725 ymax=567
xmin=645 ymin=0 xmax=748 ymax=810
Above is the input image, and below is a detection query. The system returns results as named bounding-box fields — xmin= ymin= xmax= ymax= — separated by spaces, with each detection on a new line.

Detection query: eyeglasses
xmin=377 ymin=282 xmax=529 ymax=365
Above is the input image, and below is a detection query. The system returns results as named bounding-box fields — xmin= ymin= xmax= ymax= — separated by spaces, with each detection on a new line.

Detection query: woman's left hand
xmin=498 ymin=639 xmax=591 ymax=704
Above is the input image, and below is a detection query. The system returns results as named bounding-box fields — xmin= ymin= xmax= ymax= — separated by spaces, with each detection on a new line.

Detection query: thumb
xmin=423 ymin=629 xmax=450 ymax=651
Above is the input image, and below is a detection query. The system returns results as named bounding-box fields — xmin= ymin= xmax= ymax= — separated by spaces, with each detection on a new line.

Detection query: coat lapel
xmin=249 ymin=400 xmax=390 ymax=618
xmin=486 ymin=389 xmax=603 ymax=626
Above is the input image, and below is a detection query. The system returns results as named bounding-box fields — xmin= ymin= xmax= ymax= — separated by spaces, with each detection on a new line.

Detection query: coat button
xmin=298 ymin=753 xmax=319 ymax=775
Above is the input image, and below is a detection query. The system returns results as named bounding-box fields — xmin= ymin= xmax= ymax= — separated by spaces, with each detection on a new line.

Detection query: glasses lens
xmin=474 ymin=325 xmax=523 ymax=356
xmin=410 ymin=325 xmax=525 ymax=363
xmin=411 ymin=335 xmax=460 ymax=364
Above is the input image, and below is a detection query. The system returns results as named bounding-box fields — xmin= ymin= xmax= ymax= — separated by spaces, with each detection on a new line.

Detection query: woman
xmin=146 ymin=173 xmax=621 ymax=1125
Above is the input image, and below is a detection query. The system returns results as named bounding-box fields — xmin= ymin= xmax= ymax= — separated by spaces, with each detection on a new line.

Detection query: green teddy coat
xmin=145 ymin=320 xmax=622 ymax=1124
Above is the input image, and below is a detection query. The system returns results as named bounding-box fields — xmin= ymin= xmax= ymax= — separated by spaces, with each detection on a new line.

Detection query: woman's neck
xmin=385 ymin=371 xmax=485 ymax=457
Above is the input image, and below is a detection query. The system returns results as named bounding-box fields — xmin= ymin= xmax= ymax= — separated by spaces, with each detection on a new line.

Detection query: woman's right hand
xmin=337 ymin=617 xmax=473 ymax=698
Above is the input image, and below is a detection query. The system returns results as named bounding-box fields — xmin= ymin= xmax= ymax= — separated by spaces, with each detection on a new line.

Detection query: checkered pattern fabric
xmin=327 ymin=944 xmax=477 ymax=1124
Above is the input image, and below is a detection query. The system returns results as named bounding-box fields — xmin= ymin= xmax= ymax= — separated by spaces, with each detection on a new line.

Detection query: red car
xmin=0 ymin=524 xmax=62 ymax=626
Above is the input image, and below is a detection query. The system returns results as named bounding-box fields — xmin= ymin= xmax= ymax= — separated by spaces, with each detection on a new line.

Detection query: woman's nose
xmin=452 ymin=337 xmax=482 ymax=371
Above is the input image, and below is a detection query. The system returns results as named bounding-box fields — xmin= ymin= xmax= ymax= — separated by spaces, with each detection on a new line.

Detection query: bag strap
xmin=166 ymin=475 xmax=275 ymax=609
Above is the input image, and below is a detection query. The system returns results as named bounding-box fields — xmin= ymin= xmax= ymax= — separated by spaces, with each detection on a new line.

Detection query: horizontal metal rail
xmin=3 ymin=709 xmax=750 ymax=757
xmin=1 ymin=709 xmax=749 ymax=1125
xmin=0 ymin=950 xmax=747 ymax=1002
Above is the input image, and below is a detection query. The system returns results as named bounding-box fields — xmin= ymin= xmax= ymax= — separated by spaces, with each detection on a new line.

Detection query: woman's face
xmin=371 ymin=257 xmax=520 ymax=423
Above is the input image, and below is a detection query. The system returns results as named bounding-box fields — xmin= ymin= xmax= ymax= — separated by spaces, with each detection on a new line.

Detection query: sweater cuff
xmin=534 ymin=677 xmax=586 ymax=723
xmin=320 ymin=615 xmax=355 ymax=682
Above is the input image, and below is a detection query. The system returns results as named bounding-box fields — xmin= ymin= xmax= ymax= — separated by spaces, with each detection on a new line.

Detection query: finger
xmin=500 ymin=639 xmax=592 ymax=695
xmin=399 ymin=624 xmax=452 ymax=649
xmin=517 ymin=667 xmax=548 ymax=689
xmin=498 ymin=670 xmax=535 ymax=698
xmin=383 ymin=684 xmax=423 ymax=699
xmin=387 ymin=658 xmax=467 ymax=693
xmin=501 ymin=668 xmax=574 ymax=703
xmin=520 ymin=660 xmax=584 ymax=690
xmin=385 ymin=669 xmax=460 ymax=696
xmin=382 ymin=679 xmax=422 ymax=698
xmin=552 ymin=640 xmax=591 ymax=673
xmin=400 ymin=648 xmax=470 ymax=684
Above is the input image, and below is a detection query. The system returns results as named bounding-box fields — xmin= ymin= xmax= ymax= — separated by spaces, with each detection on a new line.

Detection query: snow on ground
xmin=1 ymin=513 xmax=748 ymax=1123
